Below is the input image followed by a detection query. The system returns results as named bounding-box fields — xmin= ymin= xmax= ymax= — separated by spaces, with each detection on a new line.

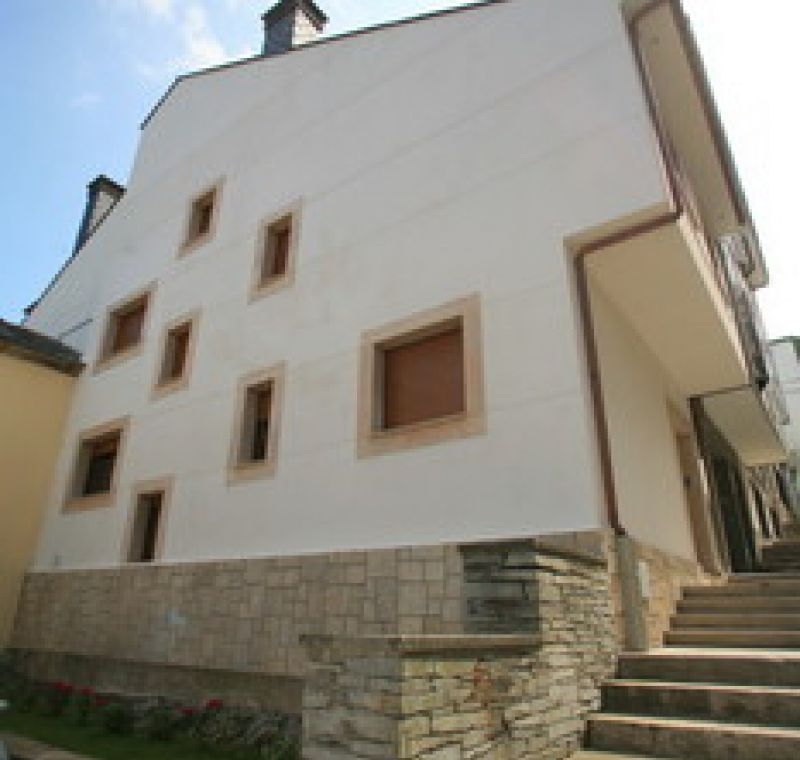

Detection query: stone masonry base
xmin=8 ymin=530 xmax=714 ymax=757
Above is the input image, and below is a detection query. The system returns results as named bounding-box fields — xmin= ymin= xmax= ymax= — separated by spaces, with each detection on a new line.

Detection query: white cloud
xmin=140 ymin=0 xmax=174 ymax=19
xmin=70 ymin=92 xmax=102 ymax=109
xmin=98 ymin=0 xmax=174 ymax=20
xmin=174 ymin=3 xmax=228 ymax=70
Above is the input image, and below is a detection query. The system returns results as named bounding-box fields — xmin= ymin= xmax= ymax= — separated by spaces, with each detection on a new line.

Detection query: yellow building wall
xmin=0 ymin=353 xmax=75 ymax=646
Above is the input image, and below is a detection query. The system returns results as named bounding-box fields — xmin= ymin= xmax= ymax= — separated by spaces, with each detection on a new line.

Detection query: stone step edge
xmin=606 ymin=679 xmax=800 ymax=696
xmin=588 ymin=713 xmax=800 ymax=738
xmin=670 ymin=616 xmax=800 ymax=631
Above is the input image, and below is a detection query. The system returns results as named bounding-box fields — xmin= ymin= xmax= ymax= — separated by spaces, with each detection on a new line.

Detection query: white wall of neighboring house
xmin=26 ymin=0 xmax=673 ymax=569
xmin=773 ymin=340 xmax=800 ymax=452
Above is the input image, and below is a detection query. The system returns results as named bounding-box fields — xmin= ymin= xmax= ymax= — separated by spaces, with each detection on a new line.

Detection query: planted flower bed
xmin=0 ymin=656 xmax=299 ymax=760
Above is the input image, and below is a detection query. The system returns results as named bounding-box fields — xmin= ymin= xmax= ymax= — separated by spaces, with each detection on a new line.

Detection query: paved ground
xmin=0 ymin=734 xmax=94 ymax=760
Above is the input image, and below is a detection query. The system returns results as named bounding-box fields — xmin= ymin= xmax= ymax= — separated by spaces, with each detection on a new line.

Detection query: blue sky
xmin=1 ymin=0 xmax=797 ymax=338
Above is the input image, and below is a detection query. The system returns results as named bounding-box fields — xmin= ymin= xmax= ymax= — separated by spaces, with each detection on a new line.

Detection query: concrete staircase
xmin=583 ymin=573 xmax=800 ymax=759
xmin=761 ymin=531 xmax=800 ymax=572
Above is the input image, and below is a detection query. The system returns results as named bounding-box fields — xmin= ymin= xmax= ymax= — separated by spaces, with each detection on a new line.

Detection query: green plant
xmin=42 ymin=682 xmax=73 ymax=717
xmin=261 ymin=736 xmax=299 ymax=760
xmin=65 ymin=688 xmax=95 ymax=726
xmin=101 ymin=700 xmax=134 ymax=735
xmin=10 ymin=681 xmax=38 ymax=714
xmin=140 ymin=700 xmax=179 ymax=741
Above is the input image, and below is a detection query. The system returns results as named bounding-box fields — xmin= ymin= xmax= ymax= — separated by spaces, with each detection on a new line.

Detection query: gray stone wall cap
xmin=300 ymin=633 xmax=541 ymax=654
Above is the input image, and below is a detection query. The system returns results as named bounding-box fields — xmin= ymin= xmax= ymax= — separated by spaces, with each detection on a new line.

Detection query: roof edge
xmin=0 ymin=319 xmax=83 ymax=376
xmin=140 ymin=0 xmax=508 ymax=130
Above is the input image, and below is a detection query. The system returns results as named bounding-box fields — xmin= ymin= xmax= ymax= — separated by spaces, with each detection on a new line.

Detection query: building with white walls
xmin=6 ymin=0 xmax=791 ymax=749
xmin=771 ymin=336 xmax=800 ymax=509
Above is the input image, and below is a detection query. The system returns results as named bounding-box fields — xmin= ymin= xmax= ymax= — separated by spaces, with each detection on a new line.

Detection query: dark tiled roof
xmin=0 ymin=319 xmax=83 ymax=376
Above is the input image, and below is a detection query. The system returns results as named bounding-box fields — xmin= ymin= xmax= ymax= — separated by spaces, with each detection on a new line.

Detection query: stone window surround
xmin=249 ymin=199 xmax=303 ymax=303
xmin=357 ymin=293 xmax=486 ymax=458
xmin=120 ymin=476 xmax=174 ymax=564
xmin=178 ymin=179 xmax=224 ymax=257
xmin=151 ymin=309 xmax=201 ymax=400
xmin=227 ymin=362 xmax=286 ymax=485
xmin=93 ymin=283 xmax=156 ymax=374
xmin=63 ymin=416 xmax=130 ymax=513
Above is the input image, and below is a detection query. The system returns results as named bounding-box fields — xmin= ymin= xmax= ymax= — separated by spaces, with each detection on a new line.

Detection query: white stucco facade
xmin=27 ymin=0 xmax=679 ymax=569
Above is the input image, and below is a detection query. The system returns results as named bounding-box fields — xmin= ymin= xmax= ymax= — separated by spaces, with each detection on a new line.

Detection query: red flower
xmin=204 ymin=698 xmax=223 ymax=711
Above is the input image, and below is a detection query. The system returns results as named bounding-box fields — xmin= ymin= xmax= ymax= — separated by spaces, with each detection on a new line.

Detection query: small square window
xmin=97 ymin=287 xmax=153 ymax=369
xmin=154 ymin=312 xmax=199 ymax=396
xmin=128 ymin=491 xmax=164 ymax=563
xmin=380 ymin=323 xmax=465 ymax=430
xmin=181 ymin=182 xmax=221 ymax=254
xmin=228 ymin=364 xmax=285 ymax=483
xmin=66 ymin=419 xmax=128 ymax=510
xmin=250 ymin=203 xmax=300 ymax=301
xmin=358 ymin=295 xmax=485 ymax=457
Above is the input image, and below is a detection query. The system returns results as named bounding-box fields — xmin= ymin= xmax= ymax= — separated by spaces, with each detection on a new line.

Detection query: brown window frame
xmin=95 ymin=284 xmax=155 ymax=372
xmin=64 ymin=417 xmax=130 ymax=512
xmin=249 ymin=201 xmax=301 ymax=301
xmin=180 ymin=180 xmax=223 ymax=256
xmin=152 ymin=310 xmax=200 ymax=398
xmin=357 ymin=294 xmax=485 ymax=458
xmin=122 ymin=477 xmax=173 ymax=564
xmin=228 ymin=363 xmax=286 ymax=483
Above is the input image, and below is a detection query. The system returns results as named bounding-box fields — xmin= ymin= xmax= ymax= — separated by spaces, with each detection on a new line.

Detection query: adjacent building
xmin=0 ymin=320 xmax=82 ymax=645
xmin=5 ymin=0 xmax=792 ymax=754
xmin=771 ymin=336 xmax=800 ymax=510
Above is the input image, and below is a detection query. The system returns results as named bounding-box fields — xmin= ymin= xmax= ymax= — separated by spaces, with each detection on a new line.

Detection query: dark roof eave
xmin=0 ymin=319 xmax=83 ymax=376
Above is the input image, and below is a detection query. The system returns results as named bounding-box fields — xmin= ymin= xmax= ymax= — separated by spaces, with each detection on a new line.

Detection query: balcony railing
xmin=717 ymin=233 xmax=790 ymax=433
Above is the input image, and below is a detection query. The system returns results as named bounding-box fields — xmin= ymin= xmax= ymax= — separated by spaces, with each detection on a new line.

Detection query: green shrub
xmin=262 ymin=736 xmax=300 ymax=760
xmin=100 ymin=700 xmax=134 ymax=735
xmin=65 ymin=688 xmax=95 ymax=726
xmin=140 ymin=700 xmax=180 ymax=741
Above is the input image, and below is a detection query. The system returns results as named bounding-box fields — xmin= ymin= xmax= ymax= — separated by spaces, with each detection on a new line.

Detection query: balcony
xmin=702 ymin=236 xmax=789 ymax=465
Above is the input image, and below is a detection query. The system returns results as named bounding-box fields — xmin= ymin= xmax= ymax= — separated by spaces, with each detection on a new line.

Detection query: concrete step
xmin=683 ymin=579 xmax=800 ymax=597
xmin=618 ymin=650 xmax=800 ymax=686
xmin=671 ymin=612 xmax=800 ymax=630
xmin=587 ymin=714 xmax=800 ymax=760
xmin=728 ymin=572 xmax=800 ymax=582
xmin=677 ymin=595 xmax=800 ymax=613
xmin=664 ymin=629 xmax=800 ymax=647
xmin=602 ymin=679 xmax=800 ymax=727
xmin=571 ymin=753 xmax=670 ymax=760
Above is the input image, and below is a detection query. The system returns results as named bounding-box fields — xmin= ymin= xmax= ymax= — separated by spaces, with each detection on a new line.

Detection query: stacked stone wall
xmin=302 ymin=545 xmax=617 ymax=760
xmin=10 ymin=545 xmax=464 ymax=711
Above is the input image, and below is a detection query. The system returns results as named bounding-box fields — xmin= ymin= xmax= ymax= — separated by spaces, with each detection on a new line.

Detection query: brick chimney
xmin=262 ymin=0 xmax=328 ymax=56
xmin=74 ymin=175 xmax=124 ymax=253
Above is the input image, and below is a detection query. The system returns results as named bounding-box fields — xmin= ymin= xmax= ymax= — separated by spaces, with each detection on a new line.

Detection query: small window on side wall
xmin=66 ymin=419 xmax=128 ymax=511
xmin=96 ymin=286 xmax=154 ymax=370
xmin=154 ymin=311 xmax=199 ymax=396
xmin=357 ymin=294 xmax=485 ymax=457
xmin=128 ymin=491 xmax=165 ymax=563
xmin=250 ymin=203 xmax=300 ymax=300
xmin=124 ymin=478 xmax=172 ymax=563
xmin=181 ymin=182 xmax=221 ymax=254
xmin=228 ymin=363 xmax=285 ymax=483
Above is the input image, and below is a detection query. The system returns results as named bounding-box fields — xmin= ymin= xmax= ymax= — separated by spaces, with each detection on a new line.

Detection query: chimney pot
xmin=74 ymin=175 xmax=124 ymax=253
xmin=262 ymin=0 xmax=327 ymax=56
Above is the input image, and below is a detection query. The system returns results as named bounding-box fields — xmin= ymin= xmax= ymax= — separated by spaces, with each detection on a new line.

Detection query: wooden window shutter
xmin=382 ymin=325 xmax=465 ymax=429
